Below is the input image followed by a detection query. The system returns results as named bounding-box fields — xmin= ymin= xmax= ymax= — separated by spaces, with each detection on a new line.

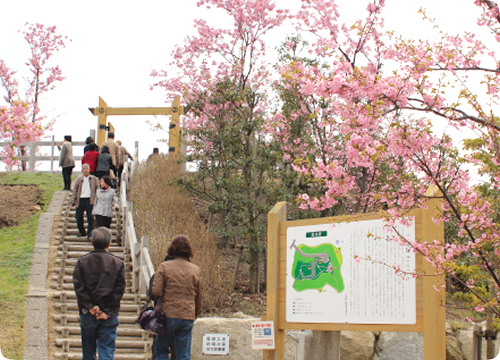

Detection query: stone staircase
xmin=49 ymin=195 xmax=153 ymax=359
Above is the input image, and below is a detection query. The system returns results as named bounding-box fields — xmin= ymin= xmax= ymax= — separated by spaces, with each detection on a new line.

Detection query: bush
xmin=129 ymin=155 xmax=229 ymax=312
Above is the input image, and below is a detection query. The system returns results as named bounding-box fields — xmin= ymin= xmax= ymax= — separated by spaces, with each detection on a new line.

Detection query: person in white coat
xmin=92 ymin=175 xmax=119 ymax=229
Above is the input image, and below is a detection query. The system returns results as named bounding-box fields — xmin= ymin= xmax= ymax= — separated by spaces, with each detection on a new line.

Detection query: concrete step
xmin=53 ymin=291 xmax=147 ymax=302
xmin=57 ymin=250 xmax=126 ymax=260
xmin=63 ymin=228 xmax=119 ymax=236
xmin=55 ymin=338 xmax=151 ymax=350
xmin=54 ymin=314 xmax=141 ymax=325
xmin=57 ymin=244 xmax=125 ymax=253
xmin=62 ymin=216 xmax=119 ymax=224
xmin=59 ymin=236 xmax=122 ymax=244
xmin=51 ymin=282 xmax=134 ymax=292
xmin=53 ymin=267 xmax=133 ymax=278
xmin=54 ymin=302 xmax=141 ymax=313
xmin=55 ymin=326 xmax=151 ymax=338
xmin=54 ymin=353 xmax=151 ymax=360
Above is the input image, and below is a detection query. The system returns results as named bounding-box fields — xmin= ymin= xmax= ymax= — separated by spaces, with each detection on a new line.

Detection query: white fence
xmin=0 ymin=136 xmax=86 ymax=172
xmin=119 ymin=145 xmax=155 ymax=296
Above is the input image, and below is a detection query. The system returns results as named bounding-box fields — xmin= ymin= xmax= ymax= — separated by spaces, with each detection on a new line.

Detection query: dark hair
xmin=88 ymin=143 xmax=97 ymax=151
xmin=64 ymin=135 xmax=72 ymax=142
xmin=85 ymin=136 xmax=94 ymax=145
xmin=167 ymin=234 xmax=194 ymax=259
xmin=153 ymin=147 xmax=159 ymax=153
xmin=91 ymin=227 xmax=111 ymax=249
xmin=101 ymin=145 xmax=110 ymax=154
xmin=108 ymin=132 xmax=115 ymax=139
xmin=101 ymin=175 xmax=112 ymax=187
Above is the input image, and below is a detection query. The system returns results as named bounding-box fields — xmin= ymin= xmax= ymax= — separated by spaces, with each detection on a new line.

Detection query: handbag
xmin=136 ymin=297 xmax=166 ymax=335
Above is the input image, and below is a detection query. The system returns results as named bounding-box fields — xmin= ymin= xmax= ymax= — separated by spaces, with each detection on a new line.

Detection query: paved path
xmin=24 ymin=190 xmax=68 ymax=360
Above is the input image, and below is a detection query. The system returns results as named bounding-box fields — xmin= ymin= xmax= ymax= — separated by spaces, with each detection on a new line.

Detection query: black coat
xmin=73 ymin=249 xmax=125 ymax=315
xmin=96 ymin=153 xmax=115 ymax=172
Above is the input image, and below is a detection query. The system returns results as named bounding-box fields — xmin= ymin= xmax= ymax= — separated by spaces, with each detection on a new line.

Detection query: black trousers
xmin=62 ymin=166 xmax=74 ymax=190
xmin=95 ymin=215 xmax=112 ymax=229
xmin=75 ymin=198 xmax=94 ymax=236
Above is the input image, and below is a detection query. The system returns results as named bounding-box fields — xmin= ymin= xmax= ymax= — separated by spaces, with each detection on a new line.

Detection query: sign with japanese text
xmin=251 ymin=321 xmax=275 ymax=350
xmin=202 ymin=333 xmax=230 ymax=355
xmin=286 ymin=218 xmax=416 ymax=324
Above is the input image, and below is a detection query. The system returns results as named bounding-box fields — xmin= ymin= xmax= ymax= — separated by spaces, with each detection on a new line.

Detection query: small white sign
xmin=202 ymin=333 xmax=230 ymax=355
xmin=251 ymin=321 xmax=275 ymax=350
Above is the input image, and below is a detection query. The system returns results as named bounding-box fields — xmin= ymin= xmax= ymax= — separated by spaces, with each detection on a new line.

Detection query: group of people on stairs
xmin=64 ymin=134 xmax=201 ymax=360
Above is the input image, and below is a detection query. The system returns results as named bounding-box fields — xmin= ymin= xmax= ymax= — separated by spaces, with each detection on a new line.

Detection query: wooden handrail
xmin=118 ymin=144 xmax=155 ymax=296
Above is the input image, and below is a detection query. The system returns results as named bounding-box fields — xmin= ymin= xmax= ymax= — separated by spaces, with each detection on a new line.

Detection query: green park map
xmin=290 ymin=239 xmax=345 ymax=293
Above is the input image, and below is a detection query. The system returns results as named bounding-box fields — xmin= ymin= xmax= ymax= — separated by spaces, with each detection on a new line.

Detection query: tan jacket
xmin=59 ymin=141 xmax=75 ymax=168
xmin=71 ymin=174 xmax=99 ymax=205
xmin=152 ymin=258 xmax=202 ymax=320
xmin=101 ymin=140 xmax=120 ymax=167
xmin=119 ymin=146 xmax=133 ymax=165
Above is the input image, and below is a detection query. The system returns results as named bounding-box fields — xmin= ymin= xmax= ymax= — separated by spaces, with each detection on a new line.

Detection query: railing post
xmin=472 ymin=322 xmax=485 ymax=360
xmin=142 ymin=235 xmax=150 ymax=248
xmin=133 ymin=241 xmax=142 ymax=293
xmin=28 ymin=142 xmax=36 ymax=172
xmin=122 ymin=205 xmax=127 ymax=246
xmin=50 ymin=135 xmax=55 ymax=173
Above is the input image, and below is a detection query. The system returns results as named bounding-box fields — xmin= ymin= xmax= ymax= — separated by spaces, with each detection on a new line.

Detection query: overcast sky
xmin=0 ymin=0 xmax=485 ymax=163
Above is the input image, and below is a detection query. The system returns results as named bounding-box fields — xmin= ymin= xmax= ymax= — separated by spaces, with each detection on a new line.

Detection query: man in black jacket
xmin=73 ymin=227 xmax=125 ymax=360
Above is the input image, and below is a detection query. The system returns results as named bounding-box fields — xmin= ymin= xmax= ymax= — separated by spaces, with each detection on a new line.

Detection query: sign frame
xmin=264 ymin=186 xmax=446 ymax=360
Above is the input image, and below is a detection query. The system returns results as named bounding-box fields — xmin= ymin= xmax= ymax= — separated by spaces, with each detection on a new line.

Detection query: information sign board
xmin=286 ymin=218 xmax=416 ymax=324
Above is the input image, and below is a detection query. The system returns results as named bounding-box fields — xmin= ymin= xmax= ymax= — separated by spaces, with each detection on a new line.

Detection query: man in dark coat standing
xmin=73 ymin=227 xmax=125 ymax=360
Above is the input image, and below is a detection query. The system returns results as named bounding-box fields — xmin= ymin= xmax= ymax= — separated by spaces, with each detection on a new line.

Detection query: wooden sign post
xmin=88 ymin=96 xmax=184 ymax=153
xmin=265 ymin=188 xmax=445 ymax=360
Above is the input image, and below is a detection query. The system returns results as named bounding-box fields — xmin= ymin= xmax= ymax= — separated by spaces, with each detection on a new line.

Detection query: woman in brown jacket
xmin=152 ymin=235 xmax=202 ymax=360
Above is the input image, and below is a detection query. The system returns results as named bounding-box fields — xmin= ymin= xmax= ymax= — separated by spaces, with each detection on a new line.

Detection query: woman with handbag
xmin=152 ymin=235 xmax=202 ymax=360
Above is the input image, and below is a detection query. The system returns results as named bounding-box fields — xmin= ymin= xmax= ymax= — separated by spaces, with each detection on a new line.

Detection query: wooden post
xmin=422 ymin=186 xmax=446 ymax=360
xmin=169 ymin=95 xmax=182 ymax=154
xmin=97 ymin=97 xmax=108 ymax=147
xmin=264 ymin=202 xmax=287 ymax=360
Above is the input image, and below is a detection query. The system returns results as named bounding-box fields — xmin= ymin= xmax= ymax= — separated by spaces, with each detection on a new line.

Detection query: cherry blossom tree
xmin=152 ymin=0 xmax=289 ymax=293
xmin=271 ymin=0 xmax=500 ymax=326
xmin=0 ymin=23 xmax=68 ymax=169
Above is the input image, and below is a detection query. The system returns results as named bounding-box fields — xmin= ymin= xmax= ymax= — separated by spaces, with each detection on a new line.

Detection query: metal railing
xmin=119 ymin=142 xmax=155 ymax=296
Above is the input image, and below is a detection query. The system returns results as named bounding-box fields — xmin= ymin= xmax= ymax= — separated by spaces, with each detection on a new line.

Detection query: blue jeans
xmin=80 ymin=312 xmax=119 ymax=360
xmin=154 ymin=318 xmax=194 ymax=360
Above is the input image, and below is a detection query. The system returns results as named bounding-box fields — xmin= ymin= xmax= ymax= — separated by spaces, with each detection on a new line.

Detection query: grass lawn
xmin=0 ymin=172 xmax=61 ymax=360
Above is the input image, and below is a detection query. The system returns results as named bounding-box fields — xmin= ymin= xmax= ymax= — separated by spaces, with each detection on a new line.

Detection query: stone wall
xmin=191 ymin=316 xmax=499 ymax=360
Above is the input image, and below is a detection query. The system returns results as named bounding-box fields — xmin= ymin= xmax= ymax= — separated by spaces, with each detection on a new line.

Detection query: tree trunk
xmin=249 ymin=247 xmax=260 ymax=294
xmin=231 ymin=245 xmax=245 ymax=290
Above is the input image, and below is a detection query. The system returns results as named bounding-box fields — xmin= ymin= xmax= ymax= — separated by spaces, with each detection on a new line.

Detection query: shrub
xmin=129 ymin=155 xmax=229 ymax=312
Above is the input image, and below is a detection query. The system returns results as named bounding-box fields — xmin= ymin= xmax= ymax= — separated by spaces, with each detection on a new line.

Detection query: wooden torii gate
xmin=88 ymin=96 xmax=184 ymax=153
